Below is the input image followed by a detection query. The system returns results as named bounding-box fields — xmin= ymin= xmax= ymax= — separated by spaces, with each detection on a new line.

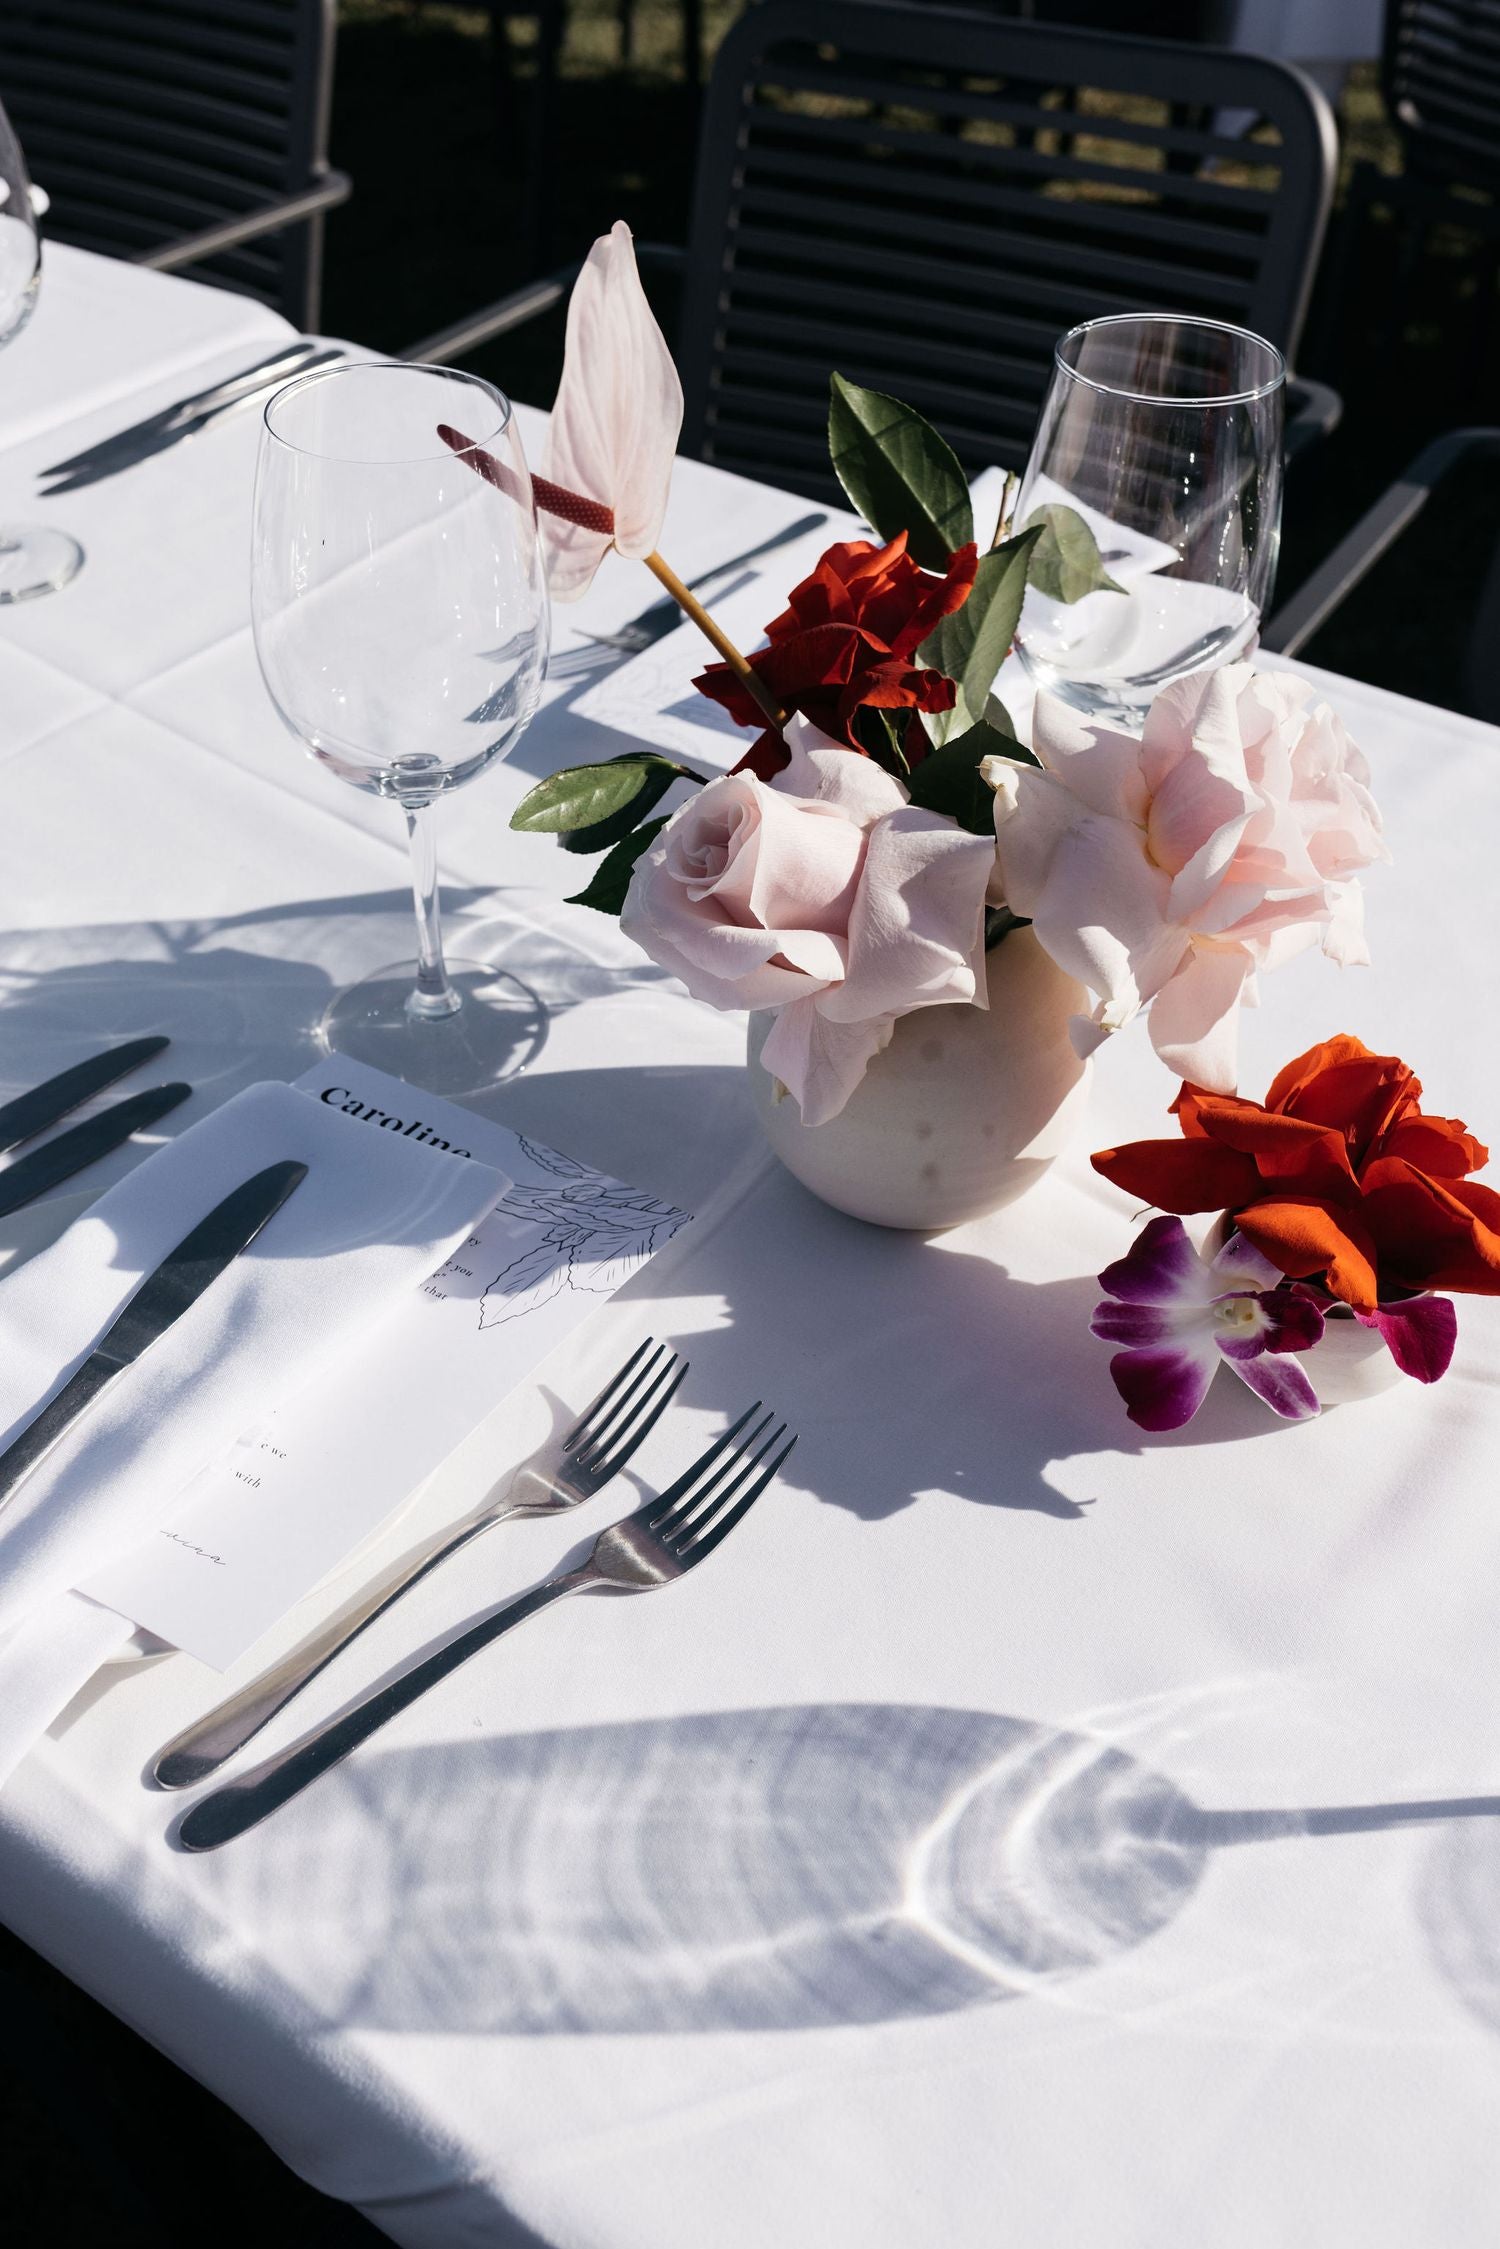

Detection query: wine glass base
xmin=318 ymin=958 xmax=549 ymax=1095
xmin=0 ymin=524 xmax=83 ymax=604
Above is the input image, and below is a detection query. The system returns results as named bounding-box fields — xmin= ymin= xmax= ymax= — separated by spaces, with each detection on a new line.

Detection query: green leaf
xmin=852 ymin=704 xmax=912 ymax=778
xmin=564 ymin=819 xmax=668 ymax=915
xmin=1021 ymin=504 xmax=1126 ymax=603
xmin=510 ymin=754 xmax=701 ymax=841
xmin=919 ymin=524 xmax=1040 ymax=733
xmin=905 ymin=715 xmax=1035 ymax=834
xmin=828 ymin=374 xmax=972 ymax=570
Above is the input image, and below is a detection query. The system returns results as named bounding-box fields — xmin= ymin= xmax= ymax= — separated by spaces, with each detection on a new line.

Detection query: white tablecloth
xmin=3 ymin=248 xmax=1500 ymax=2249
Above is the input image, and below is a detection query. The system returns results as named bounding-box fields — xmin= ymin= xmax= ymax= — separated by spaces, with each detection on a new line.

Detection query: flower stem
xmin=643 ymin=550 xmax=787 ymax=732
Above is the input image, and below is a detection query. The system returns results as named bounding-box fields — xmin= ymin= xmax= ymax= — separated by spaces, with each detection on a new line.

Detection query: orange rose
xmin=1092 ymin=1035 xmax=1500 ymax=1311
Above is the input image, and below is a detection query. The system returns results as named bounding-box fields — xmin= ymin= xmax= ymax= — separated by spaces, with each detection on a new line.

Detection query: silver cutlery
xmin=0 ymin=1080 xmax=190 ymax=1220
xmin=38 ymin=348 xmax=345 ymax=493
xmin=176 ymin=1403 xmax=796 ymax=1850
xmin=0 ymin=1159 xmax=307 ymax=1517
xmin=39 ymin=340 xmax=323 ymax=480
xmin=577 ymin=512 xmax=830 ymax=656
xmin=153 ymin=1337 xmax=688 ymax=1790
xmin=0 ymin=1035 xmax=170 ymax=1155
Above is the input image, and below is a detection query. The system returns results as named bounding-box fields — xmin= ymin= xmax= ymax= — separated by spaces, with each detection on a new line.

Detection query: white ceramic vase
xmin=745 ymin=927 xmax=1091 ymax=1230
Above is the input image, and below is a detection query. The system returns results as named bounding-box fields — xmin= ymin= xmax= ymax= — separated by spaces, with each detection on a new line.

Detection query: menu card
xmin=81 ymin=1059 xmax=691 ymax=1667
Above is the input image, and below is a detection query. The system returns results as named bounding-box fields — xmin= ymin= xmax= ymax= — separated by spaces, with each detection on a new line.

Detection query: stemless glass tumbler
xmin=0 ymin=95 xmax=83 ymax=604
xmin=251 ymin=361 xmax=550 ymax=1092
xmin=1012 ymin=314 xmax=1285 ymax=724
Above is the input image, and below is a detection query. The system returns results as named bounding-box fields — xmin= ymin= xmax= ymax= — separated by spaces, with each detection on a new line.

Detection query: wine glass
xmin=251 ymin=361 xmax=551 ymax=1093
xmin=0 ymin=95 xmax=83 ymax=604
xmin=1012 ymin=313 xmax=1284 ymax=725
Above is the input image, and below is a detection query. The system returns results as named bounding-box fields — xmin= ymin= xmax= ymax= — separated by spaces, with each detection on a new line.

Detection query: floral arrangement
xmin=439 ymin=221 xmax=1467 ymax=1433
xmin=1090 ymin=1037 xmax=1500 ymax=1428
xmin=449 ymin=222 xmax=1385 ymax=1144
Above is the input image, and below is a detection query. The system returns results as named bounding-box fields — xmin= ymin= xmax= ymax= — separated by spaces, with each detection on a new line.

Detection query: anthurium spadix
xmin=540 ymin=220 xmax=683 ymax=600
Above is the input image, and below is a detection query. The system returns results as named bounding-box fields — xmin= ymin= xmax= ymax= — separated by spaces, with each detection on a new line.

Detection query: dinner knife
xmin=38 ymin=348 xmax=345 ymax=495
xmin=0 ymin=1158 xmax=308 ymax=1517
xmin=0 ymin=1082 xmax=191 ymax=1220
xmin=0 ymin=1035 xmax=170 ymax=1155
xmin=39 ymin=340 xmax=322 ymax=480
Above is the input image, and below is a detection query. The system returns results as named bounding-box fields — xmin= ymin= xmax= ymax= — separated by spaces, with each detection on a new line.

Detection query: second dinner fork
xmin=153 ymin=1338 xmax=686 ymax=1790
xmin=177 ymin=1404 xmax=795 ymax=1850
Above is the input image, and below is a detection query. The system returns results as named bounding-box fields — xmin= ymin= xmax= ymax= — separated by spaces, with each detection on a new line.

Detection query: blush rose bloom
xmin=619 ymin=717 xmax=995 ymax=1126
xmin=982 ymin=663 xmax=1389 ymax=1091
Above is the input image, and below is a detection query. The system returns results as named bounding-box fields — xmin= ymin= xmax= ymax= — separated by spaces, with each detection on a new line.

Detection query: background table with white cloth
xmin=3 ymin=248 xmax=1500 ymax=2249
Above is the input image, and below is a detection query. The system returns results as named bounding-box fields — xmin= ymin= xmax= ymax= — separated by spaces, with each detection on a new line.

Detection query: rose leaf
xmin=511 ymin=754 xmax=702 ymax=844
xmin=1021 ymin=504 xmax=1126 ymax=603
xmin=919 ymin=525 xmax=1040 ymax=730
xmin=905 ymin=715 xmax=1036 ymax=834
xmin=828 ymin=374 xmax=973 ymax=570
xmin=565 ymin=819 xmax=669 ymax=915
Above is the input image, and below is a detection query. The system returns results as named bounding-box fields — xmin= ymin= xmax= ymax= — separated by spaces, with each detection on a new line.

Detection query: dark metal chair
xmin=0 ymin=0 xmax=350 ymax=330
xmin=1261 ymin=426 xmax=1500 ymax=721
xmin=406 ymin=1 xmax=1341 ymax=501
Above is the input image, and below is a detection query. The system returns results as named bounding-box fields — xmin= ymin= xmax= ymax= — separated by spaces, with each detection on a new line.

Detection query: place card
xmin=80 ymin=1059 xmax=691 ymax=1667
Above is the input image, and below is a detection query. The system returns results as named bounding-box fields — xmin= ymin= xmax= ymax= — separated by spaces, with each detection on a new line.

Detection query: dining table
xmin=2 ymin=243 xmax=1500 ymax=2249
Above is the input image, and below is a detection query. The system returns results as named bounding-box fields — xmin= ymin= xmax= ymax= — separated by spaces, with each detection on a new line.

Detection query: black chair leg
xmin=518 ymin=0 xmax=568 ymax=277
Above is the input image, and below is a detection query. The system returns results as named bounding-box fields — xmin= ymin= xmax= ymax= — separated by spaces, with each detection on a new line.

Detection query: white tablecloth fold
xmin=0 ymin=1081 xmax=505 ymax=1778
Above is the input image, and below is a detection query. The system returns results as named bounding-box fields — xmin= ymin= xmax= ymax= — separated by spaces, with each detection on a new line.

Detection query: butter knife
xmin=0 ymin=1158 xmax=307 ymax=1517
xmin=38 ymin=348 xmax=345 ymax=494
xmin=0 ymin=1036 xmax=170 ymax=1154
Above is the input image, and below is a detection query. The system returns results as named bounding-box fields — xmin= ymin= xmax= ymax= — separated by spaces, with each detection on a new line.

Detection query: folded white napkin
xmin=0 ymin=1081 xmax=506 ymax=1781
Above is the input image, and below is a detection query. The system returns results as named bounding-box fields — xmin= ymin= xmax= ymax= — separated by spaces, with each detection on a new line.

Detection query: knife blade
xmin=0 ymin=1036 xmax=171 ymax=1155
xmin=0 ymin=1157 xmax=308 ymax=1517
xmin=0 ymin=1082 xmax=192 ymax=1220
xmin=39 ymin=340 xmax=321 ymax=480
xmin=38 ymin=349 xmax=346 ymax=495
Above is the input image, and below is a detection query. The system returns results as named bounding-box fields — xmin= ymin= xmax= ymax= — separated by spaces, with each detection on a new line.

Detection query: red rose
xmin=1092 ymin=1035 xmax=1500 ymax=1311
xmin=693 ymin=532 xmax=978 ymax=780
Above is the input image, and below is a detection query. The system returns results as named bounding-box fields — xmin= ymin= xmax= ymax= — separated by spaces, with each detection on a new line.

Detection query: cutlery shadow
xmin=185 ymin=1700 xmax=1500 ymax=2040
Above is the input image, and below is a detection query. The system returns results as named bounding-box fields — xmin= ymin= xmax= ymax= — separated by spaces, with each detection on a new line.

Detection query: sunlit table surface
xmin=2 ymin=246 xmax=1499 ymax=2249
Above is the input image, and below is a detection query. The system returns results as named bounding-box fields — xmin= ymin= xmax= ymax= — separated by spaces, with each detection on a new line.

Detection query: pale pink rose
xmin=984 ymin=663 xmax=1389 ymax=1091
xmin=541 ymin=222 xmax=684 ymax=601
xmin=620 ymin=718 xmax=995 ymax=1125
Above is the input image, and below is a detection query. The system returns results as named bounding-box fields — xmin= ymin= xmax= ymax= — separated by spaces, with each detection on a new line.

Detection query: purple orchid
xmin=1351 ymin=1294 xmax=1456 ymax=1382
xmin=1092 ymin=1215 xmax=1326 ymax=1432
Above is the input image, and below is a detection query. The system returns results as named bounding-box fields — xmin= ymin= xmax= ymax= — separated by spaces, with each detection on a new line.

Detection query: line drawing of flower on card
xmin=477 ymin=1137 xmax=690 ymax=1329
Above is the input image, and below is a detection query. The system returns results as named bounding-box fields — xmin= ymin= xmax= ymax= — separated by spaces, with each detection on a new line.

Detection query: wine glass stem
xmin=403 ymin=801 xmax=461 ymax=1021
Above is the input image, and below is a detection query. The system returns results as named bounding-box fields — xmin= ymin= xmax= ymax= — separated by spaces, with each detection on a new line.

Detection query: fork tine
xmin=665 ymin=1419 xmax=786 ymax=1544
xmin=568 ymin=1340 xmax=670 ymax=1466
xmin=566 ymin=1331 xmax=670 ymax=1457
xmin=651 ymin=1411 xmax=776 ymax=1537
xmin=560 ymin=1338 xmax=657 ymax=1453
xmin=678 ymin=1435 xmax=797 ymax=1563
xmin=581 ymin=1354 xmax=688 ymax=1480
xmin=638 ymin=1403 xmax=762 ymax=1527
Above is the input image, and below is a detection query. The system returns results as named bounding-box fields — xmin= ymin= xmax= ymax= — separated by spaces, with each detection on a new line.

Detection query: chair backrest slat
xmin=0 ymin=0 xmax=338 ymax=326
xmin=1384 ymin=0 xmax=1500 ymax=191
xmin=680 ymin=1 xmax=1337 ymax=498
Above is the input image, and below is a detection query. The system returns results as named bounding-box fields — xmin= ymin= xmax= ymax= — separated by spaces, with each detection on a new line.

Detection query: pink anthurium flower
xmin=1092 ymin=1214 xmax=1326 ymax=1431
xmin=540 ymin=220 xmax=684 ymax=601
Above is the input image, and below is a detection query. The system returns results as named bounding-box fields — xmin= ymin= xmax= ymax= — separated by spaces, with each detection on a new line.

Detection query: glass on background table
xmin=1013 ymin=312 xmax=1284 ymax=725
xmin=0 ymin=92 xmax=82 ymax=605
xmin=251 ymin=360 xmax=551 ymax=1095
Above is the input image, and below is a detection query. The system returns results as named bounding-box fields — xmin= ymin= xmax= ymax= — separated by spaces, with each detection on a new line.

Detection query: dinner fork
xmin=153 ymin=1338 xmax=687 ymax=1791
xmin=176 ymin=1404 xmax=795 ymax=1850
